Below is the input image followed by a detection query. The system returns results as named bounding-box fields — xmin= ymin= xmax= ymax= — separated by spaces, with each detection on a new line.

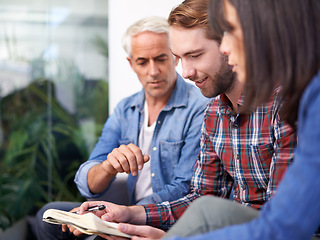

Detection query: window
xmin=0 ymin=0 xmax=108 ymax=231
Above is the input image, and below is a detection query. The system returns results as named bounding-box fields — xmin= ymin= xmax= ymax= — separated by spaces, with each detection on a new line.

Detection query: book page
xmin=43 ymin=209 xmax=131 ymax=238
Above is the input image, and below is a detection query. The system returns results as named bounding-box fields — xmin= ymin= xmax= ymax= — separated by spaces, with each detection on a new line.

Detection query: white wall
xmin=108 ymin=0 xmax=183 ymax=113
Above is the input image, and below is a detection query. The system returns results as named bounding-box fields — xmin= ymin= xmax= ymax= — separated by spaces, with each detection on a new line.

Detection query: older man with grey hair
xmin=35 ymin=16 xmax=208 ymax=240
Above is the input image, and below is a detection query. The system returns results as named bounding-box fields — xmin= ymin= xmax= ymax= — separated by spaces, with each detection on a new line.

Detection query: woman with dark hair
xmin=210 ymin=0 xmax=320 ymax=127
xmin=161 ymin=0 xmax=320 ymax=239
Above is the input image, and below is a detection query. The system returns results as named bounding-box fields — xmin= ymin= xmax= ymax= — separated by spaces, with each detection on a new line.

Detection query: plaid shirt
xmin=144 ymin=91 xmax=296 ymax=230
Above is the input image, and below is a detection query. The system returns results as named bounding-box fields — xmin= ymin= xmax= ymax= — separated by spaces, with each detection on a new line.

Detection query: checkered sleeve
xmin=143 ymin=191 xmax=200 ymax=230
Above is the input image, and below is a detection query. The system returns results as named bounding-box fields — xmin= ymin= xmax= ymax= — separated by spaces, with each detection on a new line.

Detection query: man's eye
xmin=191 ymin=54 xmax=201 ymax=58
xmin=156 ymin=57 xmax=168 ymax=62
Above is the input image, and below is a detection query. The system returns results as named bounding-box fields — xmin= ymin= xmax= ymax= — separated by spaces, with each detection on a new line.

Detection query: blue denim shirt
xmin=75 ymin=74 xmax=209 ymax=204
xmin=168 ymin=70 xmax=320 ymax=240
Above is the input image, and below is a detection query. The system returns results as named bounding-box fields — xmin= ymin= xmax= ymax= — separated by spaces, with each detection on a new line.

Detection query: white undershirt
xmin=134 ymin=100 xmax=155 ymax=202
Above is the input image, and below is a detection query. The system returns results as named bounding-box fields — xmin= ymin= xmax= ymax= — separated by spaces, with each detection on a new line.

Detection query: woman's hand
xmin=98 ymin=223 xmax=165 ymax=240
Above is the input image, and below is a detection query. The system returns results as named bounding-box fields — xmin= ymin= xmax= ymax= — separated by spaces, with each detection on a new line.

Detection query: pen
xmin=72 ymin=204 xmax=106 ymax=214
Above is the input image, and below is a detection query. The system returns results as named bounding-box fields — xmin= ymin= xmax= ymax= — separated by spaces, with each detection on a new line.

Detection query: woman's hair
xmin=122 ymin=16 xmax=169 ymax=57
xmin=168 ymin=0 xmax=222 ymax=43
xmin=209 ymin=0 xmax=320 ymax=126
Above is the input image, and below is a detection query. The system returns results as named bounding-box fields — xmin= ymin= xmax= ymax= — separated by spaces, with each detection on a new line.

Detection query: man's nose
xmin=181 ymin=61 xmax=196 ymax=80
xmin=149 ymin=61 xmax=160 ymax=77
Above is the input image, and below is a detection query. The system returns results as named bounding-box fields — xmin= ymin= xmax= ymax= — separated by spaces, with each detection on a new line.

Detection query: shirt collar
xmin=129 ymin=73 xmax=187 ymax=112
xmin=219 ymin=92 xmax=245 ymax=115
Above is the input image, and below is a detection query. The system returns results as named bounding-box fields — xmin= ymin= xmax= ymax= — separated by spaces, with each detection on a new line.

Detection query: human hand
xmin=98 ymin=223 xmax=165 ymax=240
xmin=120 ymin=223 xmax=165 ymax=240
xmin=61 ymin=206 xmax=84 ymax=237
xmin=78 ymin=201 xmax=132 ymax=223
xmin=64 ymin=200 xmax=146 ymax=236
xmin=62 ymin=203 xmax=110 ymax=237
xmin=102 ymin=143 xmax=150 ymax=176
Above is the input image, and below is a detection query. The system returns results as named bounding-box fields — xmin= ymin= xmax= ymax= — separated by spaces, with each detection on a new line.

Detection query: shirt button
xmin=153 ymin=147 xmax=157 ymax=151
xmin=241 ymin=185 xmax=246 ymax=190
xmin=151 ymin=173 xmax=155 ymax=177
xmin=236 ymin=154 xmax=240 ymax=160
xmin=158 ymin=120 xmax=161 ymax=124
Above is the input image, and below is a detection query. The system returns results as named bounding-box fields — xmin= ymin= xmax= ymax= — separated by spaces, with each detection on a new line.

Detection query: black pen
xmin=72 ymin=204 xmax=106 ymax=214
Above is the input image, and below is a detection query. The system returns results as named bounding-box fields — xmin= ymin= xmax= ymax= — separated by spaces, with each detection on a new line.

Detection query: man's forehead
xmin=131 ymin=31 xmax=169 ymax=45
xmin=131 ymin=34 xmax=171 ymax=58
xmin=131 ymin=32 xmax=170 ymax=50
xmin=132 ymin=53 xmax=169 ymax=61
xmin=169 ymin=27 xmax=210 ymax=56
xmin=169 ymin=26 xmax=207 ymax=38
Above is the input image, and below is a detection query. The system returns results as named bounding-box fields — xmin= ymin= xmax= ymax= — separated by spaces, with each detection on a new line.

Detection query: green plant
xmin=91 ymin=35 xmax=108 ymax=59
xmin=0 ymin=79 xmax=88 ymax=230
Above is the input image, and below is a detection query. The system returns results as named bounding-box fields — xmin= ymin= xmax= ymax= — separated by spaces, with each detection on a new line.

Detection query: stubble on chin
xmin=208 ymin=55 xmax=235 ymax=98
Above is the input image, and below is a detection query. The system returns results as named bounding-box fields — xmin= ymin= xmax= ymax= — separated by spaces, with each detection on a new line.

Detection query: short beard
xmin=203 ymin=54 xmax=236 ymax=98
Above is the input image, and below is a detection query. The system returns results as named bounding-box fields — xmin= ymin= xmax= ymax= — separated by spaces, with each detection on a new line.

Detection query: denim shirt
xmin=75 ymin=74 xmax=209 ymax=204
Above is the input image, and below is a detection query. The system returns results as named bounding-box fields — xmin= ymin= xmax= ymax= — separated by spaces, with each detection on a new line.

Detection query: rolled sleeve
xmin=74 ymin=160 xmax=104 ymax=198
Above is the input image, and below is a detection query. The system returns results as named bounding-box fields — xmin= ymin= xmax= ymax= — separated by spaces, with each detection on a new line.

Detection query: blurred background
xmin=0 ymin=0 xmax=182 ymax=239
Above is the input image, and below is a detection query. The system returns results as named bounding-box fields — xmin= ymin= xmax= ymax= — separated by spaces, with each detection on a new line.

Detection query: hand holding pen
xmin=72 ymin=204 xmax=106 ymax=214
xmin=62 ymin=203 xmax=107 ymax=235
xmin=77 ymin=201 xmax=131 ymax=224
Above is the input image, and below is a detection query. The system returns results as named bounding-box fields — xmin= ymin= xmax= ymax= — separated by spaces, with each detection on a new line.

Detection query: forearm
xmin=144 ymin=191 xmax=201 ymax=230
xmin=87 ymin=163 xmax=116 ymax=194
xmin=127 ymin=205 xmax=147 ymax=224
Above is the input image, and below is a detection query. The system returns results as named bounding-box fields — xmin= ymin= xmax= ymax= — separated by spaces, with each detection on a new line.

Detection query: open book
xmin=42 ymin=209 xmax=131 ymax=238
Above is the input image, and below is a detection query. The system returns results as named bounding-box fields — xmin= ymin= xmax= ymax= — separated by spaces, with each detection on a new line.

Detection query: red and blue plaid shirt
xmin=144 ymin=91 xmax=296 ymax=230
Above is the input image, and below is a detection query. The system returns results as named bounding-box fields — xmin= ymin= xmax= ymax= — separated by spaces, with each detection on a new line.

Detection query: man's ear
xmin=126 ymin=57 xmax=134 ymax=70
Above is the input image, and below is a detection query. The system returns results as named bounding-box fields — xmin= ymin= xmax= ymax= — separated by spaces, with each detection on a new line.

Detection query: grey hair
xmin=122 ymin=16 xmax=170 ymax=57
